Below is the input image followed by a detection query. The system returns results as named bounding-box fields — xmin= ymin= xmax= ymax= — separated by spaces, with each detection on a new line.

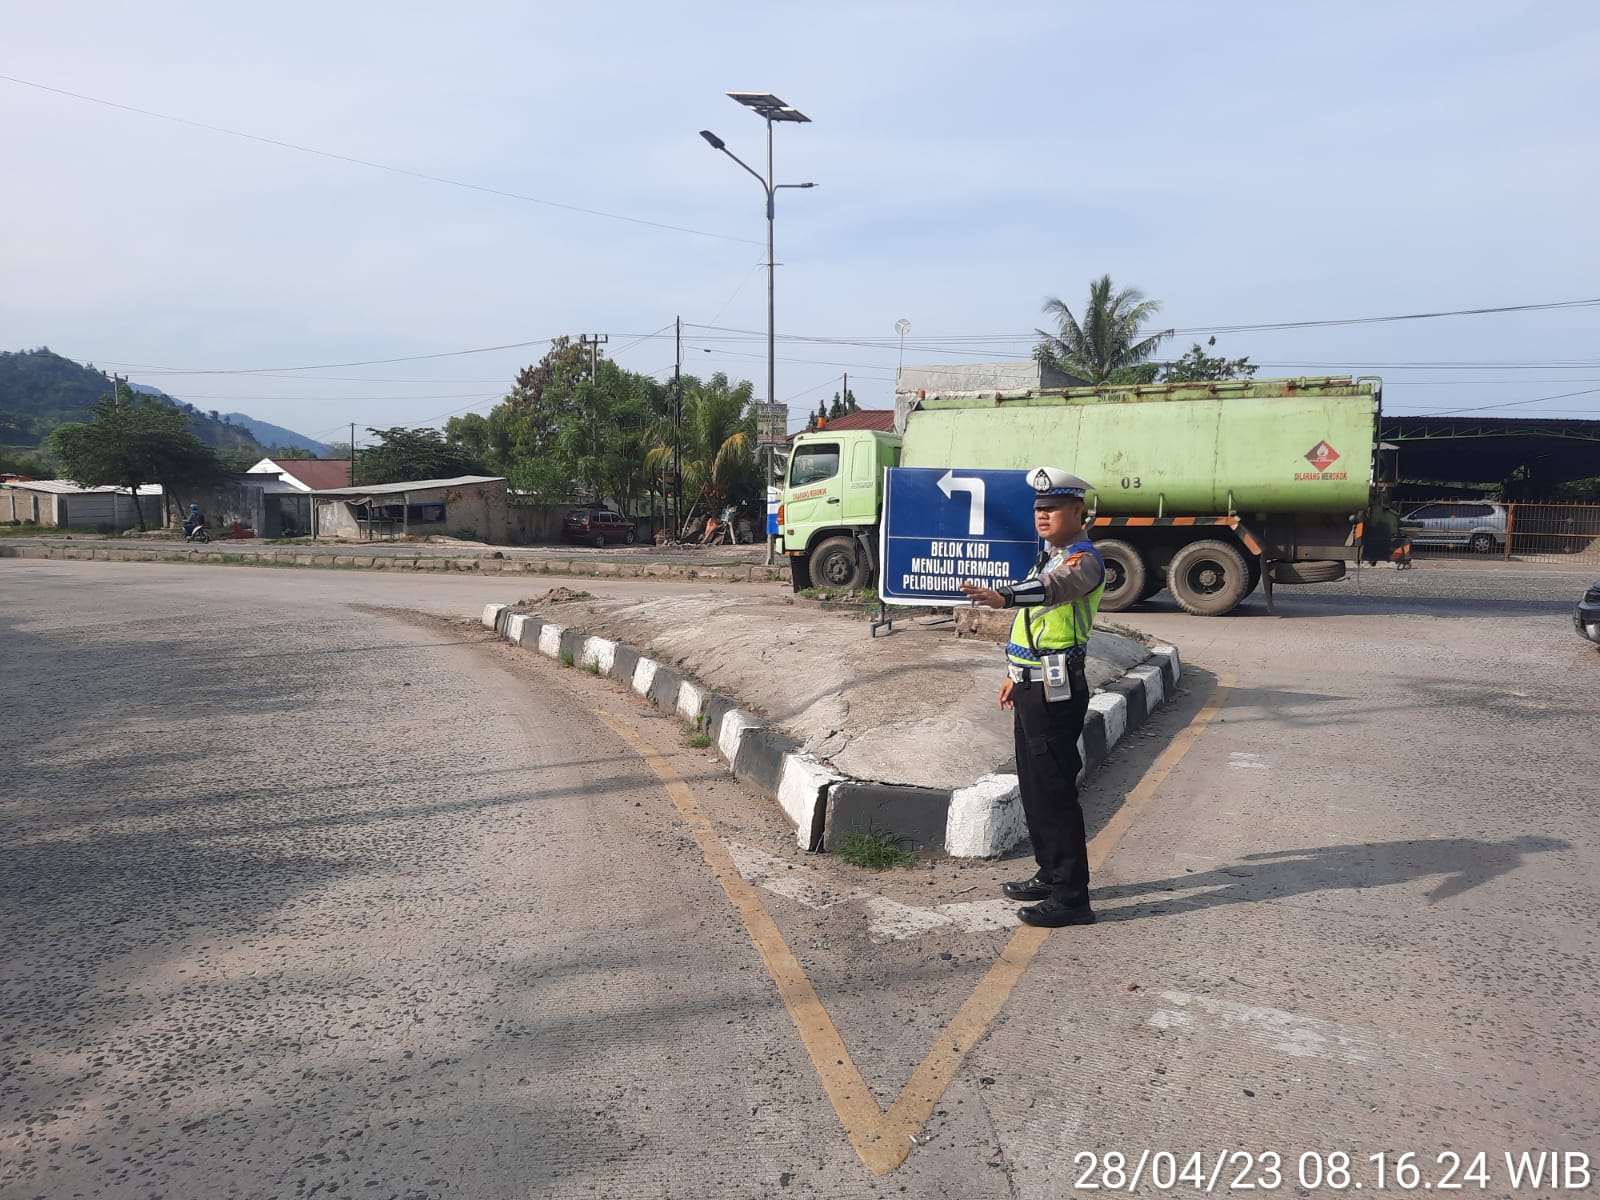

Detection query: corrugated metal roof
xmin=785 ymin=410 xmax=897 ymax=440
xmin=313 ymin=475 xmax=506 ymax=497
xmin=1 ymin=480 xmax=163 ymax=496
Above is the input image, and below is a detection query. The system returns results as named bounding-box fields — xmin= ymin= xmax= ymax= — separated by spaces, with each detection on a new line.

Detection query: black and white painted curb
xmin=482 ymin=603 xmax=1180 ymax=858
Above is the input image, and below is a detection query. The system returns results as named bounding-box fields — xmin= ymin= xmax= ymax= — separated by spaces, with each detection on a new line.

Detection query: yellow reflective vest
xmin=1004 ymin=538 xmax=1106 ymax=667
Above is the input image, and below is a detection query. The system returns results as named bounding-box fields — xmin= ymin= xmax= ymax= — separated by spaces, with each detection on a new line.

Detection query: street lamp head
xmin=699 ymin=129 xmax=726 ymax=151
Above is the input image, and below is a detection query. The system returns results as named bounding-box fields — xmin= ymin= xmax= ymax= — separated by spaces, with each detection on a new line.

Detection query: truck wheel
xmin=1094 ymin=539 xmax=1147 ymax=612
xmin=1168 ymin=539 xmax=1252 ymax=616
xmin=1269 ymin=559 xmax=1346 ymax=585
xmin=812 ymin=537 xmax=865 ymax=589
xmin=1469 ymin=533 xmax=1495 ymax=554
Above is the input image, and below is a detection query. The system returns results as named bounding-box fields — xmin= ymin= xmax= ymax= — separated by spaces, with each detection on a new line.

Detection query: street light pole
xmin=701 ymin=92 xmax=813 ymax=563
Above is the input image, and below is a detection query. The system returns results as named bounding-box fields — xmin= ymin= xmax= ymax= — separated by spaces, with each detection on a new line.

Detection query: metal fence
xmin=1399 ymin=500 xmax=1600 ymax=564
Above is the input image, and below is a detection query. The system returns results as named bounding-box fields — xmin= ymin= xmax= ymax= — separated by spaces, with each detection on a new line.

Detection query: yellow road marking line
xmin=1088 ymin=673 xmax=1234 ymax=872
xmin=877 ymin=675 xmax=1235 ymax=1161
xmin=596 ymin=672 xmax=1232 ymax=1175
xmin=595 ymin=712 xmax=888 ymax=1168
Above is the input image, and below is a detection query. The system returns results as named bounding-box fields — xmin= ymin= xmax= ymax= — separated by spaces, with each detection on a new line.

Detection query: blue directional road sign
xmin=878 ymin=467 xmax=1042 ymax=606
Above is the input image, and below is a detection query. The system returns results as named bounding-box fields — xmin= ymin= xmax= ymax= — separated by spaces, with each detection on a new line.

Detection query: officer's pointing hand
xmin=961 ymin=581 xmax=1005 ymax=609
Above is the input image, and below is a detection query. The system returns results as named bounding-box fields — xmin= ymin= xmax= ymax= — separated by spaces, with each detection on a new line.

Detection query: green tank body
xmin=901 ymin=376 xmax=1379 ymax=515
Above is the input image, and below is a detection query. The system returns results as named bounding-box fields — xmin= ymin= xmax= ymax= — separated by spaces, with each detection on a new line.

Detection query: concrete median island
xmin=480 ymin=599 xmax=1181 ymax=858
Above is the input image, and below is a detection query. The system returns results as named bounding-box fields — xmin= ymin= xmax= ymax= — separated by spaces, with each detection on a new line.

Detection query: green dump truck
xmin=777 ymin=375 xmax=1407 ymax=616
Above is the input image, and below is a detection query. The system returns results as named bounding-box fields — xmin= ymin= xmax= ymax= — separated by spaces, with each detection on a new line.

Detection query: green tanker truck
xmin=776 ymin=375 xmax=1408 ymax=616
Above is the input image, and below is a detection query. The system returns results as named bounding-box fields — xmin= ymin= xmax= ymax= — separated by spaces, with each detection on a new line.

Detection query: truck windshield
xmin=790 ymin=443 xmax=840 ymax=487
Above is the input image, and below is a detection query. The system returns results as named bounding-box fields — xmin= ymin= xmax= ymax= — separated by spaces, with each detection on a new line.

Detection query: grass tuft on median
xmin=839 ymin=828 xmax=914 ymax=870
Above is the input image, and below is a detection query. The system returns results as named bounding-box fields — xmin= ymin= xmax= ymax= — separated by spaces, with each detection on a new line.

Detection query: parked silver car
xmin=1400 ymin=501 xmax=1508 ymax=553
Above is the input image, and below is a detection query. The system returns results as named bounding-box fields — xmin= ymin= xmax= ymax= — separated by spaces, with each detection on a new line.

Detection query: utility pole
xmin=349 ymin=423 xmax=357 ymax=485
xmin=576 ymin=335 xmax=609 ymax=502
xmin=578 ymin=333 xmax=608 ymax=381
xmin=842 ymin=371 xmax=848 ymax=414
xmin=673 ymin=317 xmax=683 ymax=541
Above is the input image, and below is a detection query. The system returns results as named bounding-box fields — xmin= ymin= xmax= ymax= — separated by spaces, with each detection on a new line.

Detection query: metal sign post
xmin=878 ymin=467 xmax=1042 ymax=607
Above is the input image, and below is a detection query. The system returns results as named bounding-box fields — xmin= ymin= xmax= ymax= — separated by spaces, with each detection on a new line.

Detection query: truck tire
xmin=1168 ymin=539 xmax=1253 ymax=616
xmin=1094 ymin=539 xmax=1148 ymax=612
xmin=1269 ymin=559 xmax=1346 ymax=585
xmin=1469 ymin=533 xmax=1496 ymax=554
xmin=811 ymin=536 xmax=865 ymax=589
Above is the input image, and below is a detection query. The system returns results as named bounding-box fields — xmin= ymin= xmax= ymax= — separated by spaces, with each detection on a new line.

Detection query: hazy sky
xmin=4 ymin=1 xmax=1597 ymax=445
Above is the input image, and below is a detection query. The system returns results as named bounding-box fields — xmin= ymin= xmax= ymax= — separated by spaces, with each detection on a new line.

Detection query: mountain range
xmin=0 ymin=348 xmax=328 ymax=456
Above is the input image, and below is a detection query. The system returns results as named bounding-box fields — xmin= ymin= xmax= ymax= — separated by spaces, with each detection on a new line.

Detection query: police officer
xmin=960 ymin=466 xmax=1105 ymax=927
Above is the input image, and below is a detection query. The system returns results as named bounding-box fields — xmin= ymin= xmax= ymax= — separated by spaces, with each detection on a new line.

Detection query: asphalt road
xmin=2 ymin=559 xmax=1595 ymax=1199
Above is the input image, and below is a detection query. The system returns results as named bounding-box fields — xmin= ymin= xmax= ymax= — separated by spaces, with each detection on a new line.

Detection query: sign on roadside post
xmin=754 ymin=403 xmax=788 ymax=447
xmin=878 ymin=467 xmax=1042 ymax=606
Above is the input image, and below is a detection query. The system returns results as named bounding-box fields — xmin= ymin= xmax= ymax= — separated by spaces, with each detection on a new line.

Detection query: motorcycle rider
xmin=182 ymin=503 xmax=207 ymax=538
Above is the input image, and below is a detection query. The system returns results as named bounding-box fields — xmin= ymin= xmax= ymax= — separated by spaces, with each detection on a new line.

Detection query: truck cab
xmin=778 ymin=429 xmax=901 ymax=591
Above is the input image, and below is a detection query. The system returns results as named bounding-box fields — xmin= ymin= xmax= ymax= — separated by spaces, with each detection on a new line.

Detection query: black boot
xmin=1002 ymin=876 xmax=1051 ymax=901
xmin=1017 ymin=899 xmax=1096 ymax=927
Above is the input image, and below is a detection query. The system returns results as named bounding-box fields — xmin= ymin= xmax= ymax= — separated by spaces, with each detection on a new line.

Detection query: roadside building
xmin=893 ymin=361 xmax=1085 ymax=431
xmin=310 ymin=475 xmax=508 ymax=542
xmin=0 ymin=480 xmax=163 ymax=531
xmin=784 ymin=410 xmax=897 ymax=441
xmin=168 ymin=473 xmax=308 ymax=538
xmin=245 ymin=458 xmax=356 ymax=491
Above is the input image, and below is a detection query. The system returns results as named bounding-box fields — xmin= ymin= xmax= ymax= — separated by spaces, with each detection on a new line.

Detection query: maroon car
xmin=563 ymin=507 xmax=638 ymax=547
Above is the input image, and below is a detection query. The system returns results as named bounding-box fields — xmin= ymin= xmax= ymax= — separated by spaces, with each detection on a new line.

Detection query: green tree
xmin=355 ymin=427 xmax=484 ymax=485
xmin=644 ymin=372 xmax=758 ymax=531
xmin=443 ymin=413 xmax=495 ymax=468
xmin=47 ymin=388 xmax=225 ymax=530
xmin=1034 ymin=275 xmax=1171 ymax=384
xmin=459 ymin=352 xmax=667 ymax=507
xmin=1161 ymin=337 xmax=1258 ymax=382
xmin=0 ymin=447 xmax=57 ymax=478
xmin=533 ymin=361 xmax=656 ymax=503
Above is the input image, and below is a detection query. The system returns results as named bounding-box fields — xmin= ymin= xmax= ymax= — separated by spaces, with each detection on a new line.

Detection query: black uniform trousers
xmin=1012 ymin=664 xmax=1092 ymax=906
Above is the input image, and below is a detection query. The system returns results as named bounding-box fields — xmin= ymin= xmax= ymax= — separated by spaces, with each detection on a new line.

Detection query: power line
xmin=136 ymin=389 xmax=503 ymax=403
xmin=609 ymin=322 xmax=676 ymax=359
xmin=1414 ymin=386 xmax=1600 ymax=417
xmin=1 ymin=74 xmax=761 ymax=246
xmin=684 ymin=296 xmax=1600 ymax=348
xmin=90 ymin=338 xmax=559 ymax=375
xmin=74 ymin=292 xmax=1600 ymax=383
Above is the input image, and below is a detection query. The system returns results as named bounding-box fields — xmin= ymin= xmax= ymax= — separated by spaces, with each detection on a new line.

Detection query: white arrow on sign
xmin=936 ymin=470 xmax=987 ymax=536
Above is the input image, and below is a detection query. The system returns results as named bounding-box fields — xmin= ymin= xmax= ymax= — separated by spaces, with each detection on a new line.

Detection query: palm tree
xmin=643 ymin=372 xmax=758 ymax=535
xmin=1034 ymin=275 xmax=1171 ymax=384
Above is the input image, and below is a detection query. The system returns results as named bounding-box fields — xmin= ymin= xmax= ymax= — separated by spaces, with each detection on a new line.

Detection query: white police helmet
xmin=1027 ymin=466 xmax=1092 ymax=508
